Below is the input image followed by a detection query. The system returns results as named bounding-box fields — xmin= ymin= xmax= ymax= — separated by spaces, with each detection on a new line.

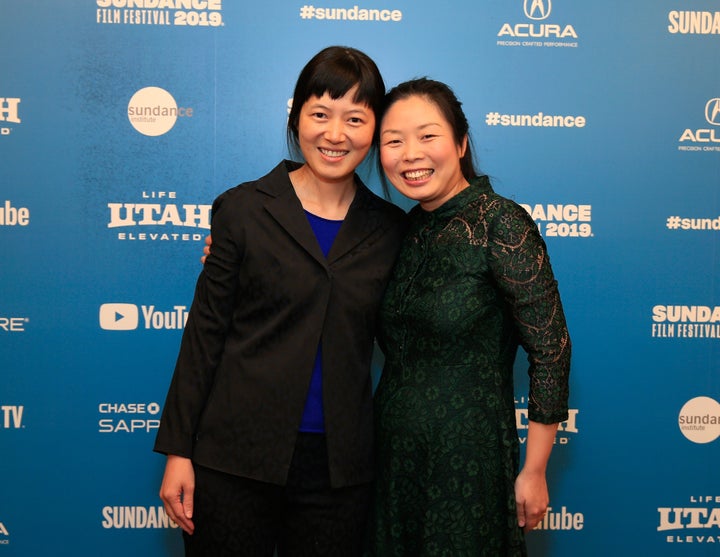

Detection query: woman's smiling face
xmin=380 ymin=94 xmax=468 ymax=211
xmin=296 ymin=84 xmax=375 ymax=185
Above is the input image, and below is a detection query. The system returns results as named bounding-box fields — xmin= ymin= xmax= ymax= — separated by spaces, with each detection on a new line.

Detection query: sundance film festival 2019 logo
xmin=96 ymin=0 xmax=224 ymax=28
xmin=520 ymin=203 xmax=593 ymax=238
xmin=678 ymin=98 xmax=720 ymax=152
xmin=127 ymin=87 xmax=193 ymax=136
xmin=497 ymin=0 xmax=578 ymax=48
xmin=668 ymin=10 xmax=720 ymax=35
xmin=0 ymin=97 xmax=21 ymax=136
xmin=651 ymin=305 xmax=720 ymax=339
xmin=102 ymin=505 xmax=179 ymax=528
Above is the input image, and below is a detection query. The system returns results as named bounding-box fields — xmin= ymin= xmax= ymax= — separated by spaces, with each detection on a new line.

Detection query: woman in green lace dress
xmin=368 ymin=79 xmax=571 ymax=556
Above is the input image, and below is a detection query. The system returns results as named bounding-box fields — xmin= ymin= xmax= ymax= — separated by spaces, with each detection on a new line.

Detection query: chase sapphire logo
xmin=524 ymin=0 xmax=551 ymax=20
xmin=705 ymin=98 xmax=720 ymax=126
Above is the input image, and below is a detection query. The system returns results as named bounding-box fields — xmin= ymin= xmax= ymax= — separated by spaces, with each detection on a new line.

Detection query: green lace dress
xmin=369 ymin=176 xmax=571 ymax=557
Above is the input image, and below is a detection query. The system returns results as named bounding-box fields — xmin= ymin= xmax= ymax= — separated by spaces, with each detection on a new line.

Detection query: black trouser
xmin=184 ymin=433 xmax=371 ymax=557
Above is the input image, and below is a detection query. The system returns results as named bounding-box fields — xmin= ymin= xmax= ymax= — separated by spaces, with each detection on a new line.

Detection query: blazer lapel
xmin=260 ymin=161 xmax=327 ymax=267
xmin=327 ymin=183 xmax=383 ymax=265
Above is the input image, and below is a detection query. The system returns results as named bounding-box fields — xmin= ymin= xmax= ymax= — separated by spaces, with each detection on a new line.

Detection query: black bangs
xmin=301 ymin=54 xmax=383 ymax=115
xmin=286 ymin=46 xmax=385 ymax=154
xmin=306 ymin=64 xmax=371 ymax=107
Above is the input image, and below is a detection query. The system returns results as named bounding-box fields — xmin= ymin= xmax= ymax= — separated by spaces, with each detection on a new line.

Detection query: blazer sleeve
xmin=154 ymin=190 xmax=245 ymax=456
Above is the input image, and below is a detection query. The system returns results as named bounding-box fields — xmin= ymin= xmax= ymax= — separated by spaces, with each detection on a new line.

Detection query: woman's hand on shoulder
xmin=200 ymin=234 xmax=213 ymax=264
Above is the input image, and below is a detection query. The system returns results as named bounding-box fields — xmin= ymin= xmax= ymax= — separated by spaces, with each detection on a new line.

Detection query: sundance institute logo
xmin=678 ymin=396 xmax=720 ymax=444
xmin=127 ymin=87 xmax=193 ymax=136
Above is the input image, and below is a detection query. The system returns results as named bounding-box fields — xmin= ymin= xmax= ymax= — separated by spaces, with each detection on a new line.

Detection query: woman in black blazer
xmin=154 ymin=46 xmax=406 ymax=556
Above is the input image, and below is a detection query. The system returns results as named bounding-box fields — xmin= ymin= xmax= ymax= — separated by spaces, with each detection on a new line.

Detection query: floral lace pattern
xmin=368 ymin=177 xmax=570 ymax=556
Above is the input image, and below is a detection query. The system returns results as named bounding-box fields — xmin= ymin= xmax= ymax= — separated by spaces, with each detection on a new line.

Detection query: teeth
xmin=403 ymin=169 xmax=433 ymax=180
xmin=320 ymin=148 xmax=348 ymax=157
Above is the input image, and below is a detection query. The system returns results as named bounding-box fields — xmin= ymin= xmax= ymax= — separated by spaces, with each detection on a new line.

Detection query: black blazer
xmin=154 ymin=161 xmax=407 ymax=488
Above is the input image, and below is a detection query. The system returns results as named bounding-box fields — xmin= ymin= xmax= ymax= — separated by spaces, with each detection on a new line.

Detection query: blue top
xmin=299 ymin=210 xmax=343 ymax=433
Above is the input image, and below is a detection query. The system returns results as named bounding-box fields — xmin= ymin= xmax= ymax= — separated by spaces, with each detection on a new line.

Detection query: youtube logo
xmin=99 ymin=303 xmax=139 ymax=331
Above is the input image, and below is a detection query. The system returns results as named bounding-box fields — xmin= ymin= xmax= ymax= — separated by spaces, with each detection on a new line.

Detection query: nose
xmin=402 ymin=138 xmax=421 ymax=161
xmin=324 ymin=117 xmax=345 ymax=143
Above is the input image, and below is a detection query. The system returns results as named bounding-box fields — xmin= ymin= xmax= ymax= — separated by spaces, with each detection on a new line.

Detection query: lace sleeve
xmin=486 ymin=198 xmax=571 ymax=424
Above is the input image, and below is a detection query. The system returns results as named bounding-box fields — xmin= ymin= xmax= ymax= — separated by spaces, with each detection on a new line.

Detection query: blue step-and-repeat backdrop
xmin=2 ymin=1 xmax=719 ymax=555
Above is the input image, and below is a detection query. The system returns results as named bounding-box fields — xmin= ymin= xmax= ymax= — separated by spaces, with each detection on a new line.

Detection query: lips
xmin=402 ymin=169 xmax=434 ymax=181
xmin=319 ymin=147 xmax=349 ymax=158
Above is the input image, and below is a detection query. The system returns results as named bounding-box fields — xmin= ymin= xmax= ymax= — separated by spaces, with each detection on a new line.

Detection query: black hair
xmin=378 ymin=78 xmax=479 ymax=196
xmin=287 ymin=46 xmax=385 ymax=158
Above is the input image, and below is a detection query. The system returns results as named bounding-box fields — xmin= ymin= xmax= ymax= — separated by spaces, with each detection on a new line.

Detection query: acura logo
xmin=524 ymin=0 xmax=551 ymax=20
xmin=705 ymin=98 xmax=720 ymax=126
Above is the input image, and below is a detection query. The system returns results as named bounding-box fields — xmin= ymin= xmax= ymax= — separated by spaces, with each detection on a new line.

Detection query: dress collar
xmin=413 ymin=175 xmax=492 ymax=221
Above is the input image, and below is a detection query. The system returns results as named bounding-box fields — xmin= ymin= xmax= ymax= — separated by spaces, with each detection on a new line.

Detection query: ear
xmin=458 ymin=134 xmax=468 ymax=158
